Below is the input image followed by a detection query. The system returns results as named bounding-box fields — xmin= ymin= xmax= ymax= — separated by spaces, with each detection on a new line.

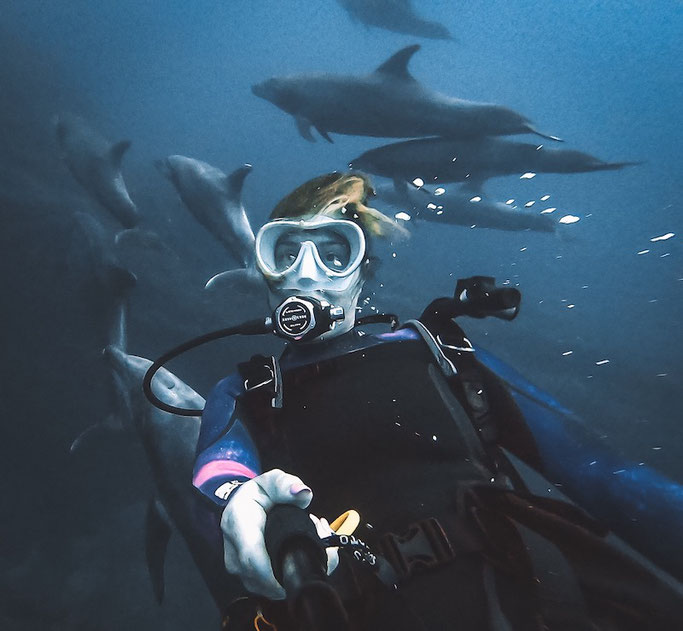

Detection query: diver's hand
xmin=221 ymin=468 xmax=337 ymax=600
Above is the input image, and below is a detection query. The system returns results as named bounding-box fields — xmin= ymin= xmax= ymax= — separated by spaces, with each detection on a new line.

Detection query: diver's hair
xmin=270 ymin=172 xmax=407 ymax=239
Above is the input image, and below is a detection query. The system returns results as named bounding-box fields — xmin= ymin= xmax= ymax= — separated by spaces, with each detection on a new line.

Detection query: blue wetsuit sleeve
xmin=192 ymin=373 xmax=261 ymax=506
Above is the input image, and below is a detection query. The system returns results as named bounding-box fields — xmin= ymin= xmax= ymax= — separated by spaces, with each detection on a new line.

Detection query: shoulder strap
xmin=404 ymin=317 xmax=499 ymax=448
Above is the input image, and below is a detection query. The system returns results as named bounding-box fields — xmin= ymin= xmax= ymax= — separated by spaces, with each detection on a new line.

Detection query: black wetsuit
xmin=194 ymin=324 xmax=683 ymax=630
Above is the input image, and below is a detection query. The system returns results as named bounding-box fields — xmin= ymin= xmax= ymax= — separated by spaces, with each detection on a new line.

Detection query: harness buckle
xmin=377 ymin=518 xmax=456 ymax=581
xmin=238 ymin=355 xmax=283 ymax=408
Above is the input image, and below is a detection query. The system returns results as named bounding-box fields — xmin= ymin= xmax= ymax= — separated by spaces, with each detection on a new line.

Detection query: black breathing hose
xmin=142 ymin=318 xmax=270 ymax=416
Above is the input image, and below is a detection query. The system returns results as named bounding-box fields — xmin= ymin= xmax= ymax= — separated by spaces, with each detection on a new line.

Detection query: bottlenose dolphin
xmin=68 ymin=212 xmax=137 ymax=350
xmin=252 ymin=45 xmax=560 ymax=142
xmin=337 ymin=0 xmax=452 ymax=40
xmin=102 ymin=345 xmax=240 ymax=611
xmin=68 ymin=213 xmax=137 ymax=453
xmin=375 ymin=182 xmax=556 ymax=233
xmin=156 ymin=157 xmax=255 ymax=268
xmin=55 ymin=113 xmax=139 ymax=228
xmin=351 ymin=136 xmax=639 ymax=185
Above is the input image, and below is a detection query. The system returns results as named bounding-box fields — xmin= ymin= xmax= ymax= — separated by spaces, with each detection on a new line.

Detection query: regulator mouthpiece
xmin=273 ymin=296 xmax=345 ymax=342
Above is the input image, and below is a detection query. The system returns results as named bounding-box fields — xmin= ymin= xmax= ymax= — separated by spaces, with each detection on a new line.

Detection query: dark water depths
xmin=1 ymin=1 xmax=681 ymax=628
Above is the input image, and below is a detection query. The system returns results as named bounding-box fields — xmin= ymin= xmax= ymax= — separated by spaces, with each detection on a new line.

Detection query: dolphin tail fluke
xmin=146 ymin=497 xmax=172 ymax=605
xmin=204 ymin=267 xmax=267 ymax=295
xmin=109 ymin=140 xmax=132 ymax=166
xmin=224 ymin=164 xmax=253 ymax=197
xmin=526 ymin=125 xmax=564 ymax=142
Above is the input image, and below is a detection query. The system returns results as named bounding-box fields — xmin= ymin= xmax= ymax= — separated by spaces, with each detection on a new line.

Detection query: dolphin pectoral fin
xmin=69 ymin=413 xmax=123 ymax=454
xmin=146 ymin=497 xmax=172 ymax=605
xmin=109 ymin=140 xmax=132 ymax=166
xmin=460 ymin=178 xmax=487 ymax=198
xmin=526 ymin=125 xmax=563 ymax=142
xmin=393 ymin=178 xmax=410 ymax=197
xmin=374 ymin=44 xmax=421 ymax=81
xmin=223 ymin=164 xmax=253 ymax=197
xmin=315 ymin=127 xmax=334 ymax=143
xmin=103 ymin=263 xmax=137 ymax=297
xmin=295 ymin=116 xmax=316 ymax=142
xmin=204 ymin=267 xmax=267 ymax=296
xmin=115 ymin=228 xmax=177 ymax=258
xmin=153 ymin=158 xmax=172 ymax=179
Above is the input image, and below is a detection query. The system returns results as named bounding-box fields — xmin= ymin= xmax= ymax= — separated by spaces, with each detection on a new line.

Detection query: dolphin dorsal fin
xmin=223 ymin=164 xmax=253 ymax=197
xmin=109 ymin=140 xmax=132 ymax=166
xmin=374 ymin=45 xmax=421 ymax=81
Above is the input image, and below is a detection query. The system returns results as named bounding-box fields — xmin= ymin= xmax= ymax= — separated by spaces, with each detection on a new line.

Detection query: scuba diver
xmin=178 ymin=173 xmax=683 ymax=630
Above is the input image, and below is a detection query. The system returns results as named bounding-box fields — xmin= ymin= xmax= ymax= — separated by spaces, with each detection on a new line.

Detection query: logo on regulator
xmin=277 ymin=300 xmax=313 ymax=336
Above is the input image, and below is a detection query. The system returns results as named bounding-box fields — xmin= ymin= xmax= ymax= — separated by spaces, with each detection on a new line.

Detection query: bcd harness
xmin=234 ymin=313 xmax=598 ymax=630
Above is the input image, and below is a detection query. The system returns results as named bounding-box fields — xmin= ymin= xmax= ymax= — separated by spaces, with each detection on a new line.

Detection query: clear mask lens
xmin=273 ymin=229 xmax=352 ymax=273
xmin=256 ymin=217 xmax=366 ymax=279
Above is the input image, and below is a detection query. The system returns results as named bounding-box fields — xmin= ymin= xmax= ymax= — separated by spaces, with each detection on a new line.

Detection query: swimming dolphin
xmin=252 ymin=45 xmax=560 ymax=142
xmin=375 ymin=182 xmax=556 ymax=233
xmin=55 ymin=113 xmax=139 ymax=228
xmin=156 ymin=157 xmax=255 ymax=268
xmin=351 ymin=136 xmax=640 ymax=185
xmin=68 ymin=212 xmax=137 ymax=350
xmin=68 ymin=212 xmax=137 ymax=453
xmin=337 ymin=0 xmax=452 ymax=40
xmin=102 ymin=345 xmax=240 ymax=611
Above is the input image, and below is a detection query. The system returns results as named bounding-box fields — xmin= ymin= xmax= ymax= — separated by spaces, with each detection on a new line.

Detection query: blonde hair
xmin=270 ymin=172 xmax=407 ymax=239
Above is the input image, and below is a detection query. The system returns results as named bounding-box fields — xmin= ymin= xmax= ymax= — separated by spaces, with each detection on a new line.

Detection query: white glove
xmin=220 ymin=468 xmax=338 ymax=600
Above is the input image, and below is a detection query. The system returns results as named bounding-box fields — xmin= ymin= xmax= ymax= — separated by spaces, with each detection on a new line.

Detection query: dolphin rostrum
xmin=102 ymin=345 xmax=241 ymax=612
xmin=351 ymin=136 xmax=639 ymax=185
xmin=375 ymin=182 xmax=556 ymax=233
xmin=252 ymin=45 xmax=560 ymax=143
xmin=55 ymin=113 xmax=139 ymax=228
xmin=156 ymin=156 xmax=255 ymax=268
xmin=337 ymin=0 xmax=452 ymax=40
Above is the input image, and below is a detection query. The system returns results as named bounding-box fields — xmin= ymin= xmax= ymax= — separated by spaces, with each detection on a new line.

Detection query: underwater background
xmin=1 ymin=0 xmax=681 ymax=628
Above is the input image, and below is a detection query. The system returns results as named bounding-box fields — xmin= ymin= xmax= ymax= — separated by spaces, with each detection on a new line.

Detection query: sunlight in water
xmin=650 ymin=232 xmax=674 ymax=242
xmin=559 ymin=215 xmax=580 ymax=224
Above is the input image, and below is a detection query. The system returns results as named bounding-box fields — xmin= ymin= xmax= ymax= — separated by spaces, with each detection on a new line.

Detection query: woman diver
xmin=186 ymin=173 xmax=683 ymax=630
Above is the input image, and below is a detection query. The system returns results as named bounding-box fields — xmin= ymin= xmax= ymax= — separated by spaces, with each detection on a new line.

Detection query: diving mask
xmin=255 ymin=215 xmax=366 ymax=284
xmin=255 ymin=215 xmax=367 ymax=341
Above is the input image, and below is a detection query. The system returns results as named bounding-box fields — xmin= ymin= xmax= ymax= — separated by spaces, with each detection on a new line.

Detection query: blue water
xmin=1 ymin=1 xmax=681 ymax=628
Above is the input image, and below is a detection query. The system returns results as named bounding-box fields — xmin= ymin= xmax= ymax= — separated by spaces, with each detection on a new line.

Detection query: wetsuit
xmin=193 ymin=325 xmax=683 ymax=630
